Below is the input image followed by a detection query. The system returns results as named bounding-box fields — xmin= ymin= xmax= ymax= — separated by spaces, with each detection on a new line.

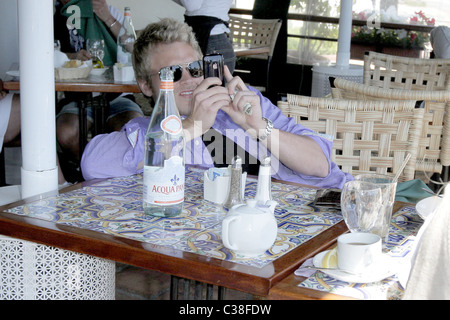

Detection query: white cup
xmin=337 ymin=232 xmax=382 ymax=273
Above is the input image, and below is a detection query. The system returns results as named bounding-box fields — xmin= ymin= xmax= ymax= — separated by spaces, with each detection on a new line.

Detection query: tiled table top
xmin=6 ymin=167 xmax=344 ymax=268
xmin=297 ymin=205 xmax=422 ymax=299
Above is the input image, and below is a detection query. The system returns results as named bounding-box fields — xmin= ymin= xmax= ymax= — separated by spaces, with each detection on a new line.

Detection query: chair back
xmin=330 ymin=77 xmax=450 ymax=176
xmin=229 ymin=16 xmax=282 ymax=60
xmin=363 ymin=51 xmax=450 ymax=91
xmin=278 ymin=94 xmax=424 ymax=182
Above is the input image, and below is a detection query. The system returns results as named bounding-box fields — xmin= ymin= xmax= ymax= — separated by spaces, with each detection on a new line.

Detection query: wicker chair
xmin=228 ymin=15 xmax=282 ymax=93
xmin=278 ymin=95 xmax=424 ymax=182
xmin=330 ymin=77 xmax=450 ymax=179
xmin=363 ymin=51 xmax=450 ymax=91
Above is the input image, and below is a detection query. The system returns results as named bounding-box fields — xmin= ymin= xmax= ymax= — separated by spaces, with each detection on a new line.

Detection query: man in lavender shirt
xmin=81 ymin=18 xmax=352 ymax=189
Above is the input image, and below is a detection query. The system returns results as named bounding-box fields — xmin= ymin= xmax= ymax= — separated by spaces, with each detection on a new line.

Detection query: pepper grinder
xmin=255 ymin=156 xmax=272 ymax=205
xmin=223 ymin=156 xmax=244 ymax=210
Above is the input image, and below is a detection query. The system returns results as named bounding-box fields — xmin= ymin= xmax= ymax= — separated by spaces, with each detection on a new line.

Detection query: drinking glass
xmin=86 ymin=39 xmax=105 ymax=68
xmin=354 ymin=174 xmax=397 ymax=241
xmin=54 ymin=39 xmax=61 ymax=51
xmin=340 ymin=180 xmax=384 ymax=234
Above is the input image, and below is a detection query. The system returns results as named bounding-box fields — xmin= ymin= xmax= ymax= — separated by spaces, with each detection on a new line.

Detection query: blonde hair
xmin=133 ymin=18 xmax=202 ymax=90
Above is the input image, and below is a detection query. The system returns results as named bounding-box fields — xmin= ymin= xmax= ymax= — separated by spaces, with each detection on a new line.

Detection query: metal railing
xmin=229 ymin=7 xmax=435 ymax=43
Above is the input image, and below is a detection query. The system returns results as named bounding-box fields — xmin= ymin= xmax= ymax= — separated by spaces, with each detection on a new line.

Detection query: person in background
xmin=0 ymin=82 xmax=20 ymax=154
xmin=430 ymin=26 xmax=450 ymax=59
xmin=0 ymin=80 xmax=67 ymax=186
xmin=172 ymin=0 xmax=236 ymax=73
xmin=54 ymin=0 xmax=143 ymax=176
xmin=80 ymin=18 xmax=352 ymax=189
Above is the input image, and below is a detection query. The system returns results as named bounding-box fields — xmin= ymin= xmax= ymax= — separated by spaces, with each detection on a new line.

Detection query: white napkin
xmin=113 ymin=63 xmax=135 ymax=82
xmin=54 ymin=50 xmax=69 ymax=68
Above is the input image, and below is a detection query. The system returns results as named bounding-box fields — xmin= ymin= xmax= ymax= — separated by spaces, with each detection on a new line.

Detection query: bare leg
xmin=2 ymin=93 xmax=67 ymax=184
xmin=4 ymin=93 xmax=20 ymax=144
xmin=107 ymin=110 xmax=143 ymax=131
xmin=56 ymin=155 xmax=67 ymax=184
xmin=56 ymin=113 xmax=93 ymax=161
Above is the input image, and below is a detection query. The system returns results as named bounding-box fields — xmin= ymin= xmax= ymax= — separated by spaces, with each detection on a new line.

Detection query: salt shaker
xmin=255 ymin=156 xmax=272 ymax=204
xmin=223 ymin=156 xmax=244 ymax=210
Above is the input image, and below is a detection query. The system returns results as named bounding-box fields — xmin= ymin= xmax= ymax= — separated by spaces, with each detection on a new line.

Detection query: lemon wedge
xmin=321 ymin=248 xmax=338 ymax=268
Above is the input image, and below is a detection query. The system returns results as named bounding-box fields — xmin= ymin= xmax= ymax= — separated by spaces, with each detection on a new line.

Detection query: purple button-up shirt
xmin=81 ymin=88 xmax=353 ymax=188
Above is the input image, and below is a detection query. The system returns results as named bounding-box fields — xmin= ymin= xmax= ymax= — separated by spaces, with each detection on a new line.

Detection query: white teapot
xmin=222 ymin=199 xmax=278 ymax=257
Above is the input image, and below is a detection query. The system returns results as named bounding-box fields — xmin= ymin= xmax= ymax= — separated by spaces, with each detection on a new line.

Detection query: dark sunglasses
xmin=153 ymin=60 xmax=203 ymax=82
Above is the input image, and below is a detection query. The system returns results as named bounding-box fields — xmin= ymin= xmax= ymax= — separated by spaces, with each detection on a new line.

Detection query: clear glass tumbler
xmin=353 ymin=174 xmax=397 ymax=241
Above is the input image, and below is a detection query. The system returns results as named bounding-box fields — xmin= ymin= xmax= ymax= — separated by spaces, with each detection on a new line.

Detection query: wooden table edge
xmin=3 ymin=80 xmax=140 ymax=93
xmin=0 ymin=178 xmax=367 ymax=297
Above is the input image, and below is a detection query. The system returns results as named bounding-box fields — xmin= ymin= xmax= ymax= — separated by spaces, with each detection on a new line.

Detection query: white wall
xmin=0 ymin=0 xmax=19 ymax=79
xmin=0 ymin=0 xmax=184 ymax=78
xmin=108 ymin=0 xmax=184 ymax=30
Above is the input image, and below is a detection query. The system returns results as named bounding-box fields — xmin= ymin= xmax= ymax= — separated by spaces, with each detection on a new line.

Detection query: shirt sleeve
xmin=254 ymin=88 xmax=353 ymax=188
xmin=176 ymin=0 xmax=205 ymax=12
xmin=81 ymin=117 xmax=147 ymax=180
xmin=108 ymin=5 xmax=124 ymax=25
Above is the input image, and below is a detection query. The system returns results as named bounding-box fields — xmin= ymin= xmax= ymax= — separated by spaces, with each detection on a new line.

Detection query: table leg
xmin=78 ymin=98 xmax=88 ymax=155
xmin=92 ymin=96 xmax=99 ymax=137
xmin=100 ymin=95 xmax=109 ymax=134
xmin=170 ymin=276 xmax=225 ymax=300
xmin=0 ymin=148 xmax=6 ymax=187
xmin=78 ymin=94 xmax=110 ymax=156
xmin=170 ymin=275 xmax=179 ymax=299
xmin=442 ymin=166 xmax=449 ymax=182
xmin=92 ymin=94 xmax=110 ymax=136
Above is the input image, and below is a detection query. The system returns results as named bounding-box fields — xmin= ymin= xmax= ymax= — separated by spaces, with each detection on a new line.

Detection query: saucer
xmin=6 ymin=70 xmax=20 ymax=77
xmin=313 ymin=250 xmax=398 ymax=283
xmin=416 ymin=196 xmax=442 ymax=220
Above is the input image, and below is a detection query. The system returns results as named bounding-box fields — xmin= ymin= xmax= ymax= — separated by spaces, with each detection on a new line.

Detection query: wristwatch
xmin=259 ymin=117 xmax=273 ymax=141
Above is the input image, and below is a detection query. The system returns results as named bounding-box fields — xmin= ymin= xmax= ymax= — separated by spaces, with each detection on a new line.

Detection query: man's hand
xmin=220 ymin=66 xmax=265 ymax=136
xmin=183 ymin=77 xmax=230 ymax=140
xmin=66 ymin=49 xmax=91 ymax=61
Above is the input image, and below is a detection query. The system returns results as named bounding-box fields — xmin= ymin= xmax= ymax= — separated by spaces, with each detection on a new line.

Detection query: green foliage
xmin=351 ymin=10 xmax=435 ymax=49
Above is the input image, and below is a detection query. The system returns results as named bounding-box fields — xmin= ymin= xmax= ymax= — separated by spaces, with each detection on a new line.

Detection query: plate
xmin=416 ymin=196 xmax=442 ymax=220
xmin=313 ymin=250 xmax=398 ymax=283
xmin=6 ymin=70 xmax=20 ymax=77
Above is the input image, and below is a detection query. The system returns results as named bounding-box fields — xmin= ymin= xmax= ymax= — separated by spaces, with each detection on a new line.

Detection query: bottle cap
xmin=261 ymin=156 xmax=271 ymax=166
xmin=231 ymin=156 xmax=242 ymax=168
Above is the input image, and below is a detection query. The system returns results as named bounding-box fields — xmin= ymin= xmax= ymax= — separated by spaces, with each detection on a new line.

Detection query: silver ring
xmin=230 ymin=88 xmax=238 ymax=102
xmin=243 ymin=102 xmax=252 ymax=116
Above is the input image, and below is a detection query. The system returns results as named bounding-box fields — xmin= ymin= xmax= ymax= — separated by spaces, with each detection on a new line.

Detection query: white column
xmin=18 ymin=0 xmax=58 ymax=198
xmin=336 ymin=0 xmax=353 ymax=68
